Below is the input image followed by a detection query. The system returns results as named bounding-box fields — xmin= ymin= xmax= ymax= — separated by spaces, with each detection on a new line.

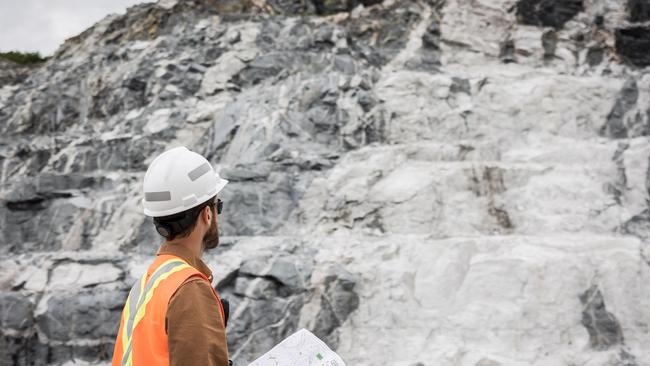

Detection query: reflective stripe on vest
xmin=112 ymin=255 xmax=226 ymax=366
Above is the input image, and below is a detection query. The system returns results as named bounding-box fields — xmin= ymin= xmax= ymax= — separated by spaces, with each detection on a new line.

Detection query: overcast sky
xmin=0 ymin=0 xmax=152 ymax=55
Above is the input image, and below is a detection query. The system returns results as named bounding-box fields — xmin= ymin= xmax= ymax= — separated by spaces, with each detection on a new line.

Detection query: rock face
xmin=600 ymin=77 xmax=650 ymax=139
xmin=0 ymin=59 xmax=43 ymax=87
xmin=616 ymin=26 xmax=650 ymax=67
xmin=516 ymin=0 xmax=584 ymax=29
xmin=1 ymin=0 xmax=650 ymax=365
xmin=580 ymin=285 xmax=625 ymax=351
xmin=628 ymin=0 xmax=650 ymax=23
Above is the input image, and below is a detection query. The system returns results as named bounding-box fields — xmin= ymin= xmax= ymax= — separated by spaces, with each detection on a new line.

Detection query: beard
xmin=202 ymin=216 xmax=220 ymax=250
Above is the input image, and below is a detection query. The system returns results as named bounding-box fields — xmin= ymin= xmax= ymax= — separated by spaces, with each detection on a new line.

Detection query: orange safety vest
xmin=111 ymin=254 xmax=225 ymax=366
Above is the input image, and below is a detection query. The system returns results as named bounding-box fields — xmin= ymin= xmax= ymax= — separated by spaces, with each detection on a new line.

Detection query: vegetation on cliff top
xmin=0 ymin=51 xmax=48 ymax=65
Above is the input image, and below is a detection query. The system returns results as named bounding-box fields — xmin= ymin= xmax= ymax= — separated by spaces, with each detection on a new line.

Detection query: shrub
xmin=0 ymin=51 xmax=48 ymax=65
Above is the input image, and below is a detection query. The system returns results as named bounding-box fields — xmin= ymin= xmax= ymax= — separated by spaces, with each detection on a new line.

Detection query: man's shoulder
xmin=175 ymin=276 xmax=214 ymax=296
xmin=168 ymin=277 xmax=219 ymax=313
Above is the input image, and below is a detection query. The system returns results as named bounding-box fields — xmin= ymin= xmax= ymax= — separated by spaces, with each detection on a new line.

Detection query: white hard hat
xmin=142 ymin=146 xmax=228 ymax=217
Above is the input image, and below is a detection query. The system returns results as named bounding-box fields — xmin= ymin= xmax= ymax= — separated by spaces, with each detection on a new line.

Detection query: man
xmin=112 ymin=146 xmax=230 ymax=366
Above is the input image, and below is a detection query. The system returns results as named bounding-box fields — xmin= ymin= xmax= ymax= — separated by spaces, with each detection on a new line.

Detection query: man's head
xmin=142 ymin=147 xmax=228 ymax=250
xmin=153 ymin=196 xmax=222 ymax=249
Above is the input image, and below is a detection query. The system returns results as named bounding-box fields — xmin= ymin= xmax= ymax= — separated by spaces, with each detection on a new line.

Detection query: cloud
xmin=0 ymin=0 xmax=151 ymax=55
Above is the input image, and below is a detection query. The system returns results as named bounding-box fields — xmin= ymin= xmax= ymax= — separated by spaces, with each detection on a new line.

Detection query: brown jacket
xmin=158 ymin=244 xmax=229 ymax=366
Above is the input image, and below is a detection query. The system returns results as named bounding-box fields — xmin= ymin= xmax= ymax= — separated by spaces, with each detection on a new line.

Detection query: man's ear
xmin=203 ymin=205 xmax=212 ymax=224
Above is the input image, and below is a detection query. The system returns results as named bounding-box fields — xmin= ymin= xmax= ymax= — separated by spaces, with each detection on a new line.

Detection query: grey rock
xmin=221 ymin=163 xmax=272 ymax=182
xmin=0 ymin=292 xmax=33 ymax=332
xmin=601 ymin=78 xmax=644 ymax=139
xmin=262 ymin=0 xmax=316 ymax=15
xmin=0 ymin=333 xmax=47 ymax=366
xmin=217 ymin=244 xmax=314 ymax=364
xmin=499 ymin=36 xmax=516 ymax=63
xmin=476 ymin=359 xmax=502 ymax=366
xmin=586 ymin=45 xmax=604 ymax=66
xmin=450 ymin=77 xmax=471 ymax=95
xmin=516 ymin=0 xmax=584 ymax=29
xmin=0 ymin=59 xmax=42 ymax=87
xmin=218 ymin=172 xmax=306 ymax=236
xmin=36 ymin=287 xmax=126 ymax=341
xmin=233 ymin=277 xmax=283 ymax=299
xmin=49 ymin=262 xmax=122 ymax=289
xmin=239 ymin=255 xmax=310 ymax=290
xmin=321 ymin=266 xmax=359 ymax=322
xmin=608 ymin=142 xmax=629 ymax=206
xmin=647 ymin=151 xmax=650 ymax=198
xmin=621 ymin=209 xmax=650 ymax=241
xmin=619 ymin=349 xmax=639 ymax=366
xmin=407 ymin=19 xmax=442 ymax=71
xmin=541 ymin=29 xmax=558 ymax=59
xmin=628 ymin=0 xmax=650 ymax=23
xmin=312 ymin=0 xmax=382 ymax=15
xmin=312 ymin=265 xmax=359 ymax=349
xmin=125 ymin=218 xmax=162 ymax=254
xmin=345 ymin=2 xmax=423 ymax=66
xmin=422 ymin=20 xmax=441 ymax=51
xmin=228 ymin=297 xmax=303 ymax=364
xmin=579 ymin=285 xmax=624 ymax=350
xmin=616 ymin=26 xmax=650 ymax=67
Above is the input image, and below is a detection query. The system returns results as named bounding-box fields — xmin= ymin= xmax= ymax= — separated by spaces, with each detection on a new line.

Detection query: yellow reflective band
xmin=121 ymin=305 xmax=129 ymax=354
xmin=121 ymin=271 xmax=147 ymax=351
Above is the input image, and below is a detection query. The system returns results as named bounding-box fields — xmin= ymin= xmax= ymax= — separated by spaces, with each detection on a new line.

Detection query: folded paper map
xmin=247 ymin=329 xmax=347 ymax=366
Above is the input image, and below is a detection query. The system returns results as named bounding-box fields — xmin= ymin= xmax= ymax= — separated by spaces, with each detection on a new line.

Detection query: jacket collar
xmin=157 ymin=243 xmax=213 ymax=282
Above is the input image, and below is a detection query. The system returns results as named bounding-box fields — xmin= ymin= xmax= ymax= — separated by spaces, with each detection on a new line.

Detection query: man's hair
xmin=153 ymin=196 xmax=216 ymax=240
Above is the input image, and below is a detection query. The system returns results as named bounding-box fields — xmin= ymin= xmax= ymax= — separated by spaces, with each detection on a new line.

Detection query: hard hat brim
xmin=214 ymin=174 xmax=229 ymax=196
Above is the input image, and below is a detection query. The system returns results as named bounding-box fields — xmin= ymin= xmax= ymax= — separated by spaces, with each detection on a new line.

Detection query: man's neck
xmin=164 ymin=235 xmax=203 ymax=259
